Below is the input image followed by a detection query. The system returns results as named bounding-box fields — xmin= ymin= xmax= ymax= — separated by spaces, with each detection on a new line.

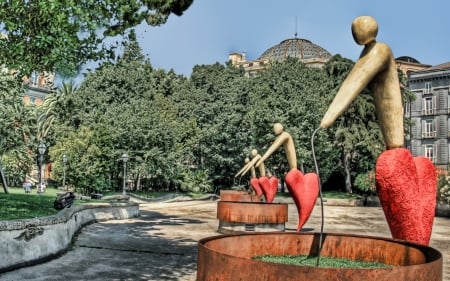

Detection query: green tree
xmin=0 ymin=73 xmax=38 ymax=191
xmin=247 ymin=58 xmax=338 ymax=182
xmin=180 ymin=63 xmax=253 ymax=188
xmin=0 ymin=0 xmax=193 ymax=76
xmin=48 ymin=36 xmax=196 ymax=193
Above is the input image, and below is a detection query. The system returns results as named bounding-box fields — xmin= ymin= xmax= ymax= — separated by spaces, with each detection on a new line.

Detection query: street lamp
xmin=62 ymin=154 xmax=67 ymax=191
xmin=121 ymin=153 xmax=129 ymax=195
xmin=38 ymin=143 xmax=46 ymax=193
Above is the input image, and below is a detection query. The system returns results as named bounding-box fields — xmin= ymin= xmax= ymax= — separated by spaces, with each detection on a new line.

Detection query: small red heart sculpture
xmin=375 ymin=148 xmax=436 ymax=245
xmin=258 ymin=176 xmax=278 ymax=203
xmin=250 ymin=178 xmax=263 ymax=196
xmin=269 ymin=176 xmax=279 ymax=203
xmin=285 ymin=170 xmax=319 ymax=231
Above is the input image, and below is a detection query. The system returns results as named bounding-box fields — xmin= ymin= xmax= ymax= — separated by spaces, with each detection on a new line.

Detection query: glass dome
xmin=259 ymin=38 xmax=332 ymax=62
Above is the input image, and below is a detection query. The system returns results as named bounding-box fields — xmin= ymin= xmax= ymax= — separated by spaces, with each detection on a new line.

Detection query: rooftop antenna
xmin=294 ymin=16 xmax=298 ymax=38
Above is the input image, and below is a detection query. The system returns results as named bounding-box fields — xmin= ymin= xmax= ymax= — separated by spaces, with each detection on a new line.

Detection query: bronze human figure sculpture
xmin=321 ymin=16 xmax=436 ymax=245
xmin=255 ymin=123 xmax=319 ymax=230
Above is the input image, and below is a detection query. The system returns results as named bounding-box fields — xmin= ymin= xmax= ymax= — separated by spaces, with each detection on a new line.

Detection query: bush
xmin=179 ymin=169 xmax=213 ymax=193
xmin=354 ymin=171 xmax=376 ymax=195
xmin=437 ymin=174 xmax=450 ymax=205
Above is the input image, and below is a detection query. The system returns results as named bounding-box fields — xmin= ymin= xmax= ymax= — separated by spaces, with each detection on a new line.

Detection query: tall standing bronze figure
xmin=321 ymin=16 xmax=436 ymax=245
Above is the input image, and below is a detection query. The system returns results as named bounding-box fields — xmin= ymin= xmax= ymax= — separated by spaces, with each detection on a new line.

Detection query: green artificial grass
xmin=254 ymin=255 xmax=392 ymax=269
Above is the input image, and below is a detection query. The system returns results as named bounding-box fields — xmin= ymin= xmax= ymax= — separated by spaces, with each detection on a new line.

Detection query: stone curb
xmin=0 ymin=202 xmax=139 ymax=273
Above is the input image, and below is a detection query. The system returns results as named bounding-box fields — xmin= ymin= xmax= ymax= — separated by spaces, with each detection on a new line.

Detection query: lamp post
xmin=121 ymin=153 xmax=129 ymax=195
xmin=38 ymin=143 xmax=46 ymax=193
xmin=62 ymin=154 xmax=67 ymax=191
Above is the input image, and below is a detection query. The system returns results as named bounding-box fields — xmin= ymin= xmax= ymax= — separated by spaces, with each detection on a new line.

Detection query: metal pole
xmin=37 ymin=143 xmax=46 ymax=194
xmin=38 ymin=155 xmax=43 ymax=193
xmin=63 ymin=156 xmax=67 ymax=191
xmin=122 ymin=160 xmax=127 ymax=195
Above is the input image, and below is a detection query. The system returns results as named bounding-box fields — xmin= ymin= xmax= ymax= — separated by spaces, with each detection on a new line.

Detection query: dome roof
xmin=395 ymin=56 xmax=421 ymax=64
xmin=258 ymin=38 xmax=332 ymax=62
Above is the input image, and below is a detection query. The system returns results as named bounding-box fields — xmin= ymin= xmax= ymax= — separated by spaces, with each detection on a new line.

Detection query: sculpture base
xmin=219 ymin=190 xmax=261 ymax=202
xmin=216 ymin=201 xmax=288 ymax=234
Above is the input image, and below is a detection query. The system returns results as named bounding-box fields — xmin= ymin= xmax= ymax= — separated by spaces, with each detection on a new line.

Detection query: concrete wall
xmin=0 ymin=203 xmax=139 ymax=272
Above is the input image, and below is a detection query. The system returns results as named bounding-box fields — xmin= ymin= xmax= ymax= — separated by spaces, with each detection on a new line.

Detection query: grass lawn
xmin=1 ymin=187 xmax=361 ymax=221
xmin=0 ymin=187 xmax=61 ymax=220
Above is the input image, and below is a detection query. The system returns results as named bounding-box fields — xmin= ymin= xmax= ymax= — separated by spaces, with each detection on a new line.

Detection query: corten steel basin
xmin=197 ymin=232 xmax=443 ymax=281
xmin=217 ymin=201 xmax=288 ymax=234
xmin=219 ymin=190 xmax=261 ymax=202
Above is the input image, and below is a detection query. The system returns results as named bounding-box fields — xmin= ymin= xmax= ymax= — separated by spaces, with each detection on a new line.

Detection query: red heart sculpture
xmin=285 ymin=170 xmax=319 ymax=231
xmin=250 ymin=178 xmax=263 ymax=196
xmin=258 ymin=176 xmax=278 ymax=203
xmin=414 ymin=157 xmax=437 ymax=243
xmin=375 ymin=148 xmax=436 ymax=245
xmin=268 ymin=176 xmax=279 ymax=203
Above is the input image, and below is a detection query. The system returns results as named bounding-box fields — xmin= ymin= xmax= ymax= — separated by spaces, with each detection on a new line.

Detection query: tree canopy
xmin=4 ymin=33 xmax=405 ymax=196
xmin=0 ymin=0 xmax=193 ymax=76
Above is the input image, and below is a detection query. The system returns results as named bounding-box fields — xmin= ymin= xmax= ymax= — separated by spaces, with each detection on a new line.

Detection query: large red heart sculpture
xmin=259 ymin=176 xmax=278 ymax=203
xmin=285 ymin=170 xmax=319 ymax=231
xmin=250 ymin=178 xmax=263 ymax=196
xmin=375 ymin=148 xmax=436 ymax=245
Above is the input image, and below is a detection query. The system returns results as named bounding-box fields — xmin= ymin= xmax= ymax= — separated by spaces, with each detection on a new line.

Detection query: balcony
xmin=422 ymin=131 xmax=436 ymax=138
xmin=423 ymin=89 xmax=433 ymax=95
xmin=426 ymin=156 xmax=437 ymax=163
xmin=422 ymin=108 xmax=436 ymax=116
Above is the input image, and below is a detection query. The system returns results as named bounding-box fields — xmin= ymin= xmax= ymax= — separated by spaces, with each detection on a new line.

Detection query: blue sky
xmin=128 ymin=1 xmax=449 ymax=77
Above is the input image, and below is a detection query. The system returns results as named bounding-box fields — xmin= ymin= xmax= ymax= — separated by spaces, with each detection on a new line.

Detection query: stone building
xmin=407 ymin=62 xmax=450 ymax=170
xmin=23 ymin=71 xmax=55 ymax=105
xmin=229 ymin=37 xmax=332 ymax=77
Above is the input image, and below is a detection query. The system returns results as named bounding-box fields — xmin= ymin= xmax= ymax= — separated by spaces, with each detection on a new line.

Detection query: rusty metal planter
xmin=219 ymin=190 xmax=261 ymax=202
xmin=197 ymin=232 xmax=442 ymax=281
xmin=216 ymin=201 xmax=288 ymax=234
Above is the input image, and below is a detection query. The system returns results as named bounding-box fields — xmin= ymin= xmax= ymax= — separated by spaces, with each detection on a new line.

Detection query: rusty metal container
xmin=216 ymin=201 xmax=288 ymax=234
xmin=219 ymin=190 xmax=261 ymax=202
xmin=197 ymin=232 xmax=442 ymax=281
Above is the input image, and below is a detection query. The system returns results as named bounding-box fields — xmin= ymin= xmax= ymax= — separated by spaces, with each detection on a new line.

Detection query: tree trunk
xmin=343 ymin=152 xmax=352 ymax=193
xmin=0 ymin=164 xmax=9 ymax=194
xmin=136 ymin=173 xmax=141 ymax=191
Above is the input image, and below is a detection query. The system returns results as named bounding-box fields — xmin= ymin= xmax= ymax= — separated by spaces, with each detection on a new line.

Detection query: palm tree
xmin=37 ymin=81 xmax=78 ymax=140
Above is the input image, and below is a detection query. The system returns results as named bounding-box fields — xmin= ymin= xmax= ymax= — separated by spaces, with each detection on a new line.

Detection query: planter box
xmin=197 ymin=232 xmax=442 ymax=281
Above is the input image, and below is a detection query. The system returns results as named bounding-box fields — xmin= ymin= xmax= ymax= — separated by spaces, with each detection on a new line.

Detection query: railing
xmin=423 ymin=88 xmax=433 ymax=95
xmin=422 ymin=131 xmax=436 ymax=138
xmin=422 ymin=108 xmax=436 ymax=115
xmin=426 ymin=156 xmax=437 ymax=163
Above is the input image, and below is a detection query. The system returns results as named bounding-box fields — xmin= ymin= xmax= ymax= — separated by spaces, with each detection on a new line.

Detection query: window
xmin=424 ymin=82 xmax=432 ymax=94
xmin=422 ymin=119 xmax=436 ymax=138
xmin=422 ymin=96 xmax=435 ymax=115
xmin=424 ymin=144 xmax=435 ymax=163
xmin=403 ymin=101 xmax=410 ymax=117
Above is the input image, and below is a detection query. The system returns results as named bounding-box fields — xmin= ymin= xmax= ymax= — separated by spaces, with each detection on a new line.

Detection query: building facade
xmin=23 ymin=71 xmax=55 ymax=105
xmin=407 ymin=62 xmax=450 ymax=170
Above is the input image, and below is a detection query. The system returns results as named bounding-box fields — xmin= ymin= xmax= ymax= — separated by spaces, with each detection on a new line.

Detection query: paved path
xmin=1 ymin=200 xmax=449 ymax=281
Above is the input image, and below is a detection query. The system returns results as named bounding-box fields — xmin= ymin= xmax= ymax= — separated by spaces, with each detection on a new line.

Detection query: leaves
xmin=0 ymin=0 xmax=193 ymax=76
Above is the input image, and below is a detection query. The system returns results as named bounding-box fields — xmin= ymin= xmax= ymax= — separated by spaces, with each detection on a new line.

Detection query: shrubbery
xmin=353 ymin=171 xmax=376 ymax=195
xmin=437 ymin=174 xmax=450 ymax=205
